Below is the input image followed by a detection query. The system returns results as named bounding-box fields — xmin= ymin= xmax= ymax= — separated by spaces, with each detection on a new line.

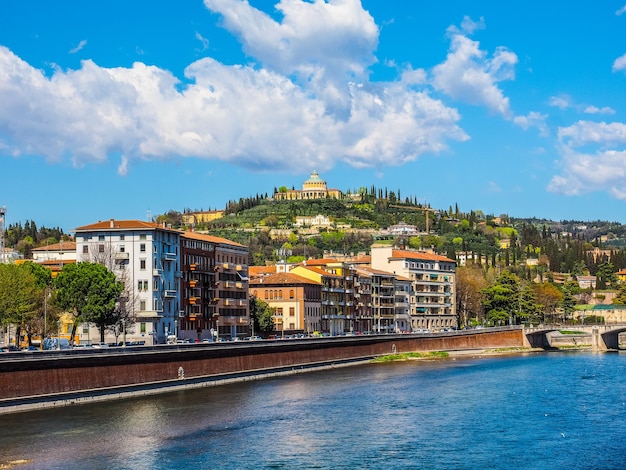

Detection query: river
xmin=0 ymin=351 xmax=625 ymax=469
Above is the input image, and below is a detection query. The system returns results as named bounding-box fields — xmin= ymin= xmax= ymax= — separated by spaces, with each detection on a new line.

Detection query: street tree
xmin=455 ymin=265 xmax=487 ymax=327
xmin=0 ymin=263 xmax=38 ymax=347
xmin=533 ymin=282 xmax=563 ymax=324
xmin=481 ymin=270 xmax=520 ymax=325
xmin=54 ymin=262 xmax=123 ymax=343
xmin=249 ymin=296 xmax=276 ymax=336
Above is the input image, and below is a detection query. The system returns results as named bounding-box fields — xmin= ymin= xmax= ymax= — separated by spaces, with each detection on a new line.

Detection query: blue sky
xmin=1 ymin=1 xmax=626 ymax=233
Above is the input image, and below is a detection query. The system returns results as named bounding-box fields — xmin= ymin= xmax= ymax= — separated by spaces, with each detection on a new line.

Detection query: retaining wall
xmin=0 ymin=328 xmax=523 ymax=407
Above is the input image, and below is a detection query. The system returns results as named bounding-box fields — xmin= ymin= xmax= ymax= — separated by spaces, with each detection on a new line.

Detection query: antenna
xmin=0 ymin=206 xmax=6 ymax=263
xmin=147 ymin=209 xmax=152 ymax=221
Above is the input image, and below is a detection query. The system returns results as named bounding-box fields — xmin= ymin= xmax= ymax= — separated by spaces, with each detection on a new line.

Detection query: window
xmin=289 ymin=307 xmax=295 ymax=316
xmin=120 ymin=234 xmax=125 ymax=241
xmin=140 ymin=300 xmax=146 ymax=311
xmin=140 ymin=259 xmax=146 ymax=270
xmin=82 ymin=245 xmax=88 ymax=254
xmin=140 ymin=234 xmax=146 ymax=240
xmin=98 ymin=244 xmax=105 ymax=253
xmin=277 ymin=308 xmax=283 ymax=315
xmin=98 ymin=235 xmax=105 ymax=241
xmin=140 ymin=323 xmax=146 ymax=333
xmin=289 ymin=290 xmax=295 ymax=299
xmin=140 ymin=243 xmax=146 ymax=252
xmin=120 ymin=245 xmax=125 ymax=252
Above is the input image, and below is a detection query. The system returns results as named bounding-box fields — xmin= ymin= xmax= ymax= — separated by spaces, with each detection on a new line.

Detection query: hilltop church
xmin=273 ymin=171 xmax=343 ymax=201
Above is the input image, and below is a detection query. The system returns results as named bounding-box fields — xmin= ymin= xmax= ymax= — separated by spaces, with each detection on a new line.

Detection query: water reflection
xmin=1 ymin=354 xmax=625 ymax=469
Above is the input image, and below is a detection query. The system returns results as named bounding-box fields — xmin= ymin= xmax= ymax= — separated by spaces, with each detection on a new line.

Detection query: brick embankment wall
xmin=0 ymin=328 xmax=524 ymax=405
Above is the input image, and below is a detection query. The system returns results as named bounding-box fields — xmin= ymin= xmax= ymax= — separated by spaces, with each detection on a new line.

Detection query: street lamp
xmin=122 ymin=319 xmax=126 ymax=347
xmin=174 ymin=319 xmax=178 ymax=341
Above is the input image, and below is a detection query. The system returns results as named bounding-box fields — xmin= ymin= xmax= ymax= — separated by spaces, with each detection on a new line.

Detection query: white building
xmin=75 ymin=219 xmax=182 ymax=344
xmin=370 ymin=245 xmax=457 ymax=331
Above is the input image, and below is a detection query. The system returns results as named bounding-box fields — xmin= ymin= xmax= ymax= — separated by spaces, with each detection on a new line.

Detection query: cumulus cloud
xmin=432 ymin=17 xmax=517 ymax=117
xmin=69 ymin=40 xmax=87 ymax=54
xmin=584 ymin=105 xmax=615 ymax=115
xmin=617 ymin=5 xmax=626 ymax=15
xmin=548 ymin=121 xmax=626 ymax=197
xmin=548 ymin=95 xmax=572 ymax=110
xmin=0 ymin=0 xmax=467 ymax=174
xmin=613 ymin=53 xmax=626 ymax=72
xmin=513 ymin=111 xmax=548 ymax=136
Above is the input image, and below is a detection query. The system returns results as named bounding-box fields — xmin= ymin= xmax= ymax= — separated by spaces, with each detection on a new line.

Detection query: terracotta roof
xmin=390 ymin=249 xmax=455 ymax=263
xmin=181 ymin=231 xmax=245 ymax=247
xmin=250 ymin=272 xmax=321 ymax=286
xmin=76 ymin=219 xmax=181 ymax=232
xmin=32 ymin=241 xmax=76 ymax=252
xmin=249 ymin=266 xmax=277 ymax=278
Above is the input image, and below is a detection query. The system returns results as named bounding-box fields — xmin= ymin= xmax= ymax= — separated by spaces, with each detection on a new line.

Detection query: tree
xmin=455 ymin=265 xmax=487 ymax=327
xmin=0 ymin=263 xmax=38 ymax=347
xmin=533 ymin=282 xmax=563 ymax=324
xmin=518 ymin=283 xmax=542 ymax=324
xmin=560 ymin=281 xmax=578 ymax=323
xmin=54 ymin=263 xmax=123 ymax=343
xmin=249 ymin=296 xmax=275 ymax=336
xmin=20 ymin=261 xmax=56 ymax=344
xmin=481 ymin=271 xmax=520 ymax=326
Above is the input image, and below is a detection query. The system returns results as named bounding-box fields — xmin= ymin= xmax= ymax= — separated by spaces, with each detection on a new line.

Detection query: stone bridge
xmin=524 ymin=324 xmax=626 ymax=351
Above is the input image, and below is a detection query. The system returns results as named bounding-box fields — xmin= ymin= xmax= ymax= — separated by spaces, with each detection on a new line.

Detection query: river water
xmin=1 ymin=351 xmax=625 ymax=470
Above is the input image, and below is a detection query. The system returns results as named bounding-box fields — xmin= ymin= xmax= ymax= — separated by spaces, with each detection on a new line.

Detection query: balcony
xmin=236 ymin=264 xmax=245 ymax=271
xmin=162 ymin=252 xmax=177 ymax=262
xmin=189 ymin=280 xmax=198 ymax=288
xmin=190 ymin=263 xmax=198 ymax=271
xmin=152 ymin=268 xmax=162 ymax=277
xmin=189 ymin=297 xmax=200 ymax=305
xmin=115 ymin=252 xmax=129 ymax=261
xmin=164 ymin=290 xmax=177 ymax=298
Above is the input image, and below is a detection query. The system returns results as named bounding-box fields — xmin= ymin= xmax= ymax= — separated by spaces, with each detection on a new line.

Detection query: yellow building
xmin=274 ymin=171 xmax=343 ymax=200
xmin=182 ymin=210 xmax=224 ymax=226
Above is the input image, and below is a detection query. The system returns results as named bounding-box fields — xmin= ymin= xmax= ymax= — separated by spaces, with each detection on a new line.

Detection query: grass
xmin=559 ymin=330 xmax=588 ymax=335
xmin=371 ymin=351 xmax=449 ymax=363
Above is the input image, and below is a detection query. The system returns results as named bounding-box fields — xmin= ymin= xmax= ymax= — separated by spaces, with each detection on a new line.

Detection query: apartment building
xmin=370 ymin=245 xmax=457 ymax=331
xmin=180 ymin=232 xmax=249 ymax=340
xmin=75 ymin=219 xmax=182 ymax=344
xmin=75 ymin=219 xmax=249 ymax=343
xmin=249 ymin=272 xmax=322 ymax=335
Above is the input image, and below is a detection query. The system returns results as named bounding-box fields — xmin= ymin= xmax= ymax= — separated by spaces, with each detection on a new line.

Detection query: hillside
xmin=158 ymin=195 xmax=626 ymax=277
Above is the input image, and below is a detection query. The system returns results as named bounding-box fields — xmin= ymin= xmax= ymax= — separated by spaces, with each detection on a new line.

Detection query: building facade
xmin=75 ymin=219 xmax=182 ymax=344
xmin=249 ymin=272 xmax=322 ymax=335
xmin=370 ymin=245 xmax=457 ymax=331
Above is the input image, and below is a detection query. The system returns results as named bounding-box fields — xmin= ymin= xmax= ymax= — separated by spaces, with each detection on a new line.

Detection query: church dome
xmin=303 ymin=171 xmax=327 ymax=190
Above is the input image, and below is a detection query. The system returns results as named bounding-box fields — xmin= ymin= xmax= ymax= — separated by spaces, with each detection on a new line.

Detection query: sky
xmin=1 ymin=0 xmax=626 ymax=233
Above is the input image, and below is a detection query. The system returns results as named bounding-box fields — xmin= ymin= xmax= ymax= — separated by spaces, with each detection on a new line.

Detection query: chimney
xmin=110 ymin=219 xmax=114 ymax=228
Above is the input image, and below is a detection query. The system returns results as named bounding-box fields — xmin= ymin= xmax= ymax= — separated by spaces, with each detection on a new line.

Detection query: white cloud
xmin=431 ymin=19 xmax=517 ymax=117
xmin=548 ymin=95 xmax=572 ymax=110
xmin=69 ymin=40 xmax=87 ymax=54
xmin=548 ymin=121 xmax=626 ymax=197
xmin=549 ymin=95 xmax=615 ymax=115
xmin=194 ymin=32 xmax=209 ymax=52
xmin=118 ymin=155 xmax=129 ymax=176
xmin=613 ymin=53 xmax=626 ymax=72
xmin=0 ymin=17 xmax=467 ymax=174
xmin=513 ymin=111 xmax=548 ymax=136
xmin=616 ymin=5 xmax=626 ymax=15
xmin=584 ymin=105 xmax=615 ymax=115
